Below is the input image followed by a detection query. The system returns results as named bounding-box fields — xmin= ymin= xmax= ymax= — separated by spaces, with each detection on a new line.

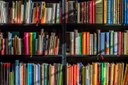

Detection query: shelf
xmin=0 ymin=24 xmax=62 ymax=32
xmin=66 ymin=23 xmax=127 ymax=31
xmin=67 ymin=55 xmax=128 ymax=63
xmin=5 ymin=0 xmax=61 ymax=3
xmin=0 ymin=55 xmax=62 ymax=63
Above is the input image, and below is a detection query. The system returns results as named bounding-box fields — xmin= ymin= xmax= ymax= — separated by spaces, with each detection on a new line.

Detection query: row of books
xmin=66 ymin=30 xmax=128 ymax=55
xmin=67 ymin=63 xmax=128 ymax=85
xmin=0 ymin=60 xmax=63 ymax=85
xmin=0 ymin=29 xmax=60 ymax=55
xmin=0 ymin=1 xmax=61 ymax=24
xmin=65 ymin=0 xmax=125 ymax=24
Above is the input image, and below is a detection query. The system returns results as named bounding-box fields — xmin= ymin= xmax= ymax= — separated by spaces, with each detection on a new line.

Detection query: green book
xmin=32 ymin=32 xmax=36 ymax=55
xmin=58 ymin=64 xmax=62 ymax=85
xmin=79 ymin=33 xmax=82 ymax=55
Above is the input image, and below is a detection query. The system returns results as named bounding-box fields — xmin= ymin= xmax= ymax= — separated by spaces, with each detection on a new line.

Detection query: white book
xmin=90 ymin=34 xmax=93 ymax=55
xmin=114 ymin=32 xmax=118 ymax=55
xmin=38 ymin=35 xmax=42 ymax=54
xmin=52 ymin=3 xmax=56 ymax=23
xmin=21 ymin=5 xmax=24 ymax=23
xmin=77 ymin=3 xmax=80 ymax=23
xmin=47 ymin=8 xmax=52 ymax=23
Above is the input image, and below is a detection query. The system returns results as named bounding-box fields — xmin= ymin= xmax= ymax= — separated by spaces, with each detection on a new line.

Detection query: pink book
xmin=24 ymin=33 xmax=29 ymax=55
xmin=89 ymin=1 xmax=93 ymax=24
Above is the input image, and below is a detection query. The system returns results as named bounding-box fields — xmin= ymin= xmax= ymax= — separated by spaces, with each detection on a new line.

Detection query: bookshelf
xmin=1 ymin=0 xmax=128 ymax=85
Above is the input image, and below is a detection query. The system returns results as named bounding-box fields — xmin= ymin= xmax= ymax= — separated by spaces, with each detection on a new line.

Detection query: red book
xmin=92 ymin=0 xmax=95 ymax=23
xmin=1 ymin=39 xmax=4 ymax=55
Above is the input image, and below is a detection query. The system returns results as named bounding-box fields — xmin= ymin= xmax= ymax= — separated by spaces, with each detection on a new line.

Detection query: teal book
xmin=44 ymin=64 xmax=47 ymax=85
xmin=110 ymin=30 xmax=114 ymax=54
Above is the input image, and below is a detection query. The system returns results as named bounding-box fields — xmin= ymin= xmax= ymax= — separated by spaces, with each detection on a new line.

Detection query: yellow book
xmin=82 ymin=65 xmax=85 ymax=85
xmin=104 ymin=0 xmax=107 ymax=24
xmin=29 ymin=33 xmax=32 ymax=56
xmin=110 ymin=63 xmax=114 ymax=85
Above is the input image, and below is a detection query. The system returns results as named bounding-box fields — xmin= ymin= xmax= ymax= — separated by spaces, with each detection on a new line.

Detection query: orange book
xmin=123 ymin=64 xmax=128 ymax=85
xmin=104 ymin=0 xmax=107 ymax=24
xmin=86 ymin=32 xmax=90 ymax=55
xmin=73 ymin=65 xmax=77 ymax=85
xmin=35 ymin=3 xmax=39 ymax=23
xmin=82 ymin=32 xmax=87 ymax=55
xmin=41 ymin=2 xmax=46 ymax=23
xmin=93 ymin=63 xmax=98 ymax=85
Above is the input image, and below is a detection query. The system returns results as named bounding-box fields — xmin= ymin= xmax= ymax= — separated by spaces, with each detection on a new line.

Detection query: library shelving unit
xmin=1 ymin=0 xmax=128 ymax=85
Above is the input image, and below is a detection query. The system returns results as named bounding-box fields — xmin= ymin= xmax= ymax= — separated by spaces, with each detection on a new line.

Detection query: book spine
xmin=24 ymin=33 xmax=29 ymax=55
xmin=124 ymin=0 xmax=127 ymax=24
xmin=114 ymin=32 xmax=118 ymax=55
xmin=104 ymin=0 xmax=107 ymax=24
xmin=82 ymin=32 xmax=87 ymax=55
xmin=94 ymin=32 xmax=97 ymax=55
xmin=100 ymin=32 xmax=105 ymax=55
xmin=110 ymin=30 xmax=114 ymax=55
xmin=106 ymin=32 xmax=110 ymax=55
xmin=124 ymin=31 xmax=127 ymax=55
xmin=107 ymin=0 xmax=112 ymax=24
xmin=118 ymin=32 xmax=122 ymax=55
xmin=89 ymin=1 xmax=92 ymax=24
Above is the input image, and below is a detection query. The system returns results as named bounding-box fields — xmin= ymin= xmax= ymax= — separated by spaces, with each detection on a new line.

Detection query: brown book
xmin=95 ymin=0 xmax=103 ymax=24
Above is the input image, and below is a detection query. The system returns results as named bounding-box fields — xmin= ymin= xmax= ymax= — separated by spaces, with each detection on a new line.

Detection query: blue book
xmin=94 ymin=33 xmax=97 ymax=55
xmin=111 ymin=0 xmax=114 ymax=24
xmin=124 ymin=0 xmax=127 ymax=24
xmin=107 ymin=0 xmax=112 ymax=24
xmin=106 ymin=32 xmax=109 ymax=55
xmin=100 ymin=32 xmax=105 ymax=54
xmin=29 ymin=64 xmax=33 ymax=85
xmin=8 ymin=32 xmax=12 ymax=55
xmin=126 ymin=0 xmax=128 ymax=24
xmin=38 ymin=64 xmax=40 ymax=85
xmin=15 ymin=60 xmax=19 ymax=85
